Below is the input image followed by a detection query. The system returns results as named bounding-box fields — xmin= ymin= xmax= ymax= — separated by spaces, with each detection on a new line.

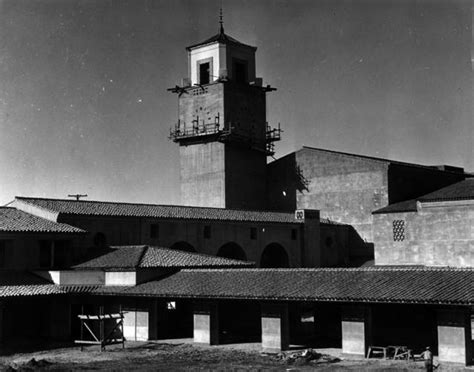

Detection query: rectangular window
xmin=392 ymin=220 xmax=405 ymax=242
xmin=150 ymin=224 xmax=159 ymax=239
xmin=166 ymin=301 xmax=176 ymax=310
xmin=203 ymin=225 xmax=211 ymax=239
xmin=199 ymin=62 xmax=210 ymax=85
xmin=0 ymin=241 xmax=6 ymax=268
xmin=250 ymin=227 xmax=257 ymax=240
xmin=39 ymin=240 xmax=52 ymax=268
xmin=291 ymin=229 xmax=298 ymax=240
xmin=233 ymin=59 xmax=248 ymax=83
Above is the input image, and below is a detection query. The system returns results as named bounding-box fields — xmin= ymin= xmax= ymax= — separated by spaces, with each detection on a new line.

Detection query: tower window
xmin=392 ymin=220 xmax=405 ymax=242
xmin=203 ymin=225 xmax=211 ymax=239
xmin=199 ymin=62 xmax=210 ymax=85
xmin=291 ymin=229 xmax=298 ymax=240
xmin=233 ymin=59 xmax=247 ymax=83
xmin=150 ymin=224 xmax=159 ymax=239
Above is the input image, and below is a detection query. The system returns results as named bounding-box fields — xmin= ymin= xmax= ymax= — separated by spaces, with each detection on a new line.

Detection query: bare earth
xmin=0 ymin=340 xmax=471 ymax=371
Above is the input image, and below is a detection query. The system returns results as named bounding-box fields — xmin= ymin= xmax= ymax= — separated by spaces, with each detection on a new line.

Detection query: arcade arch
xmin=260 ymin=243 xmax=289 ymax=268
xmin=170 ymin=241 xmax=196 ymax=253
xmin=216 ymin=242 xmax=247 ymax=261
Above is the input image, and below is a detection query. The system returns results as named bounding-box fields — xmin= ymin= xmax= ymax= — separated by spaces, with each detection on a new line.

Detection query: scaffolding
xmin=169 ymin=118 xmax=282 ymax=156
xmin=75 ymin=306 xmax=125 ymax=352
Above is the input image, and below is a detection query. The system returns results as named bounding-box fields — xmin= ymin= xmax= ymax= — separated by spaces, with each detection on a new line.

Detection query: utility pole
xmin=68 ymin=194 xmax=88 ymax=201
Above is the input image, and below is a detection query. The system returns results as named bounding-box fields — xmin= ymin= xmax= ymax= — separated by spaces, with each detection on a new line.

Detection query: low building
xmin=373 ymin=179 xmax=474 ymax=267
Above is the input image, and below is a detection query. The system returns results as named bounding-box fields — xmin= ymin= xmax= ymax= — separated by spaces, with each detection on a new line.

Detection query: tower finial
xmin=219 ymin=7 xmax=224 ymax=34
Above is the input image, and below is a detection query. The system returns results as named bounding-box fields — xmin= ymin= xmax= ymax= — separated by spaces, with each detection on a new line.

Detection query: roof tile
xmin=0 ymin=207 xmax=85 ymax=233
xmin=117 ymin=267 xmax=474 ymax=305
xmin=73 ymin=245 xmax=255 ymax=270
xmin=15 ymin=197 xmax=301 ymax=224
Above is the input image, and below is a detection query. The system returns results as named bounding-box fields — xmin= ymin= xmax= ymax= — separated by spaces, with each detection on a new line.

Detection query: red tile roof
xmin=112 ymin=267 xmax=474 ymax=305
xmin=0 ymin=207 xmax=85 ymax=234
xmin=73 ymin=245 xmax=254 ymax=270
xmin=14 ymin=197 xmax=301 ymax=224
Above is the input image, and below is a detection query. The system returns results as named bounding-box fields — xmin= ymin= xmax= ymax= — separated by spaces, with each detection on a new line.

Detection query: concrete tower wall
xmin=180 ymin=142 xmax=226 ymax=208
xmin=177 ymin=81 xmax=268 ymax=209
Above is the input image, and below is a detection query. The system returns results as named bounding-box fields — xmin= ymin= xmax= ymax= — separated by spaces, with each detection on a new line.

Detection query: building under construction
xmin=1 ymin=22 xmax=473 ymax=366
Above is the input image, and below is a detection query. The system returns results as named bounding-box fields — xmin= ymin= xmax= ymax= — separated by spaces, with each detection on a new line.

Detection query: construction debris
xmin=276 ymin=349 xmax=341 ymax=366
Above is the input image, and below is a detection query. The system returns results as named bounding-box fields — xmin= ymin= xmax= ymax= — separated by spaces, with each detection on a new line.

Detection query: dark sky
xmin=0 ymin=0 xmax=472 ymax=205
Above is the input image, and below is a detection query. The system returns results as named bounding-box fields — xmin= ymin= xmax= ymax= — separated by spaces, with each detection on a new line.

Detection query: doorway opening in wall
xmin=219 ymin=301 xmax=261 ymax=344
xmin=199 ymin=62 xmax=210 ymax=85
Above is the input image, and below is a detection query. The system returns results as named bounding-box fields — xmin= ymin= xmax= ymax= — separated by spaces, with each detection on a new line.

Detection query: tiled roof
xmin=115 ymin=267 xmax=474 ymax=305
xmin=418 ymin=179 xmax=474 ymax=202
xmin=0 ymin=271 xmax=61 ymax=297
xmin=14 ymin=197 xmax=301 ymax=224
xmin=73 ymin=245 xmax=254 ymax=270
xmin=186 ymin=30 xmax=256 ymax=51
xmin=0 ymin=207 xmax=85 ymax=234
xmin=372 ymin=199 xmax=418 ymax=214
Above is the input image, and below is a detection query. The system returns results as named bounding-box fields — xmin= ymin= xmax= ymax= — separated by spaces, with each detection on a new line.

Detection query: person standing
xmin=421 ymin=346 xmax=433 ymax=372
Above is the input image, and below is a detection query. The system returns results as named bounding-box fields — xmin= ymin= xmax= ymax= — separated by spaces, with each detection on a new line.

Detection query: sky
xmin=0 ymin=0 xmax=472 ymax=206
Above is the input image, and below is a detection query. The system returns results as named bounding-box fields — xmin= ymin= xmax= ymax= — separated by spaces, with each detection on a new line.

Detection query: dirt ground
xmin=0 ymin=340 xmax=471 ymax=371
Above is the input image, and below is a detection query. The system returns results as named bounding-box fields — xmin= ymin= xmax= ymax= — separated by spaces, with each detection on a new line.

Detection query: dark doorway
xmin=371 ymin=304 xmax=438 ymax=355
xmin=156 ymin=300 xmax=193 ymax=339
xmin=260 ymin=243 xmax=289 ymax=268
xmin=219 ymin=301 xmax=261 ymax=344
xmin=217 ymin=242 xmax=247 ymax=261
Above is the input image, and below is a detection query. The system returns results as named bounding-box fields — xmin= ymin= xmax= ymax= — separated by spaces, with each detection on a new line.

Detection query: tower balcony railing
xmin=169 ymin=115 xmax=230 ymax=142
xmin=170 ymin=119 xmax=282 ymax=156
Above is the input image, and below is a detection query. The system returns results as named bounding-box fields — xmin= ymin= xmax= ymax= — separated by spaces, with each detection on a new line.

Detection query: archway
xmin=260 ymin=243 xmax=289 ymax=268
xmin=170 ymin=241 xmax=196 ymax=253
xmin=216 ymin=242 xmax=247 ymax=261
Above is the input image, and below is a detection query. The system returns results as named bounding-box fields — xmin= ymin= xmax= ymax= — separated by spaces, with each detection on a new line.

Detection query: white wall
xmin=189 ymin=44 xmax=222 ymax=85
xmin=105 ymin=271 xmax=136 ymax=286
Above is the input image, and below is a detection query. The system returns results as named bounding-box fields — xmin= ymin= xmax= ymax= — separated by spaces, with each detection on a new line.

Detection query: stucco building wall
xmin=373 ymin=203 xmax=474 ymax=267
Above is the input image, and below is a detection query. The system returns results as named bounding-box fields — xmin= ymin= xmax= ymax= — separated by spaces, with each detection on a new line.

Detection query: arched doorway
xmin=170 ymin=241 xmax=196 ymax=253
xmin=216 ymin=242 xmax=247 ymax=261
xmin=260 ymin=243 xmax=289 ymax=268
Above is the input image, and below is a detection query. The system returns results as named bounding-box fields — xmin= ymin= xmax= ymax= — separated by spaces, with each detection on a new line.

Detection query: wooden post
xmin=80 ymin=305 xmax=84 ymax=352
xmin=100 ymin=306 xmax=104 ymax=351
xmin=120 ymin=304 xmax=124 ymax=349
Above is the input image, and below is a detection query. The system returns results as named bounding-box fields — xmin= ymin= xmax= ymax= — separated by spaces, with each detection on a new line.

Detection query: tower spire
xmin=219 ymin=7 xmax=224 ymax=34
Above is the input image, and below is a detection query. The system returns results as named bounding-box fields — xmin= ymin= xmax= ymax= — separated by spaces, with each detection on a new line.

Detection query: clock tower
xmin=169 ymin=19 xmax=280 ymax=209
